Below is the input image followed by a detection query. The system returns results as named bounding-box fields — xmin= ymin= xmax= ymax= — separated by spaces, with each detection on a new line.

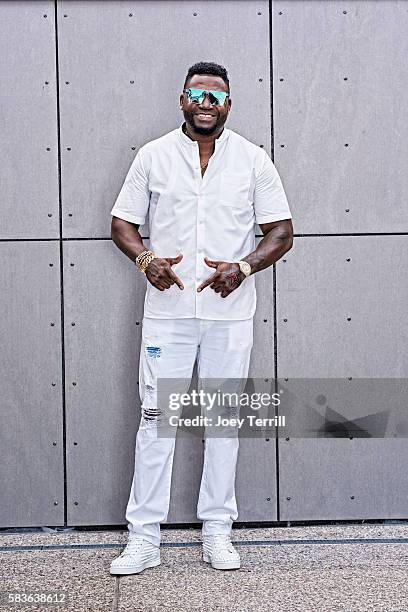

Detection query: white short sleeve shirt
xmin=110 ymin=124 xmax=292 ymax=320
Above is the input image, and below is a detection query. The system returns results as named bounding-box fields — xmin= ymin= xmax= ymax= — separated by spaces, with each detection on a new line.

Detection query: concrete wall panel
xmin=0 ymin=242 xmax=64 ymax=527
xmin=0 ymin=1 xmax=59 ymax=239
xmin=64 ymin=240 xmax=277 ymax=524
xmin=168 ymin=262 xmax=278 ymax=523
xmin=63 ymin=240 xmax=145 ymax=524
xmin=272 ymin=0 xmax=408 ymax=233
xmin=277 ymin=235 xmax=408 ymax=519
xmin=57 ymin=0 xmax=270 ymax=238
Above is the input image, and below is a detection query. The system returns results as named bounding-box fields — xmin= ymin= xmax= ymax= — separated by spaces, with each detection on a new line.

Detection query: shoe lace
xmin=209 ymin=534 xmax=234 ymax=553
xmin=122 ymin=537 xmax=144 ymax=557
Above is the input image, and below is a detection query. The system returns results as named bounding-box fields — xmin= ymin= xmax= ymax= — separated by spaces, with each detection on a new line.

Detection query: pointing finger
xmin=197 ymin=271 xmax=219 ymax=292
xmin=168 ymin=267 xmax=184 ymax=290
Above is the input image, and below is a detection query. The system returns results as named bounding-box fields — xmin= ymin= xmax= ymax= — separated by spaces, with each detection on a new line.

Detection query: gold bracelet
xmin=135 ymin=250 xmax=154 ymax=272
xmin=135 ymin=250 xmax=154 ymax=266
xmin=135 ymin=250 xmax=156 ymax=274
xmin=138 ymin=255 xmax=155 ymax=274
xmin=136 ymin=251 xmax=151 ymax=265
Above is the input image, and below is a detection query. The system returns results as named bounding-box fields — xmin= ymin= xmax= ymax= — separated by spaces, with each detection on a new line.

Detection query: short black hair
xmin=184 ymin=62 xmax=229 ymax=90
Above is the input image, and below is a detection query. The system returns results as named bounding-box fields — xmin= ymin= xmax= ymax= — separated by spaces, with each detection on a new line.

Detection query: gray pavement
xmin=0 ymin=524 xmax=407 ymax=611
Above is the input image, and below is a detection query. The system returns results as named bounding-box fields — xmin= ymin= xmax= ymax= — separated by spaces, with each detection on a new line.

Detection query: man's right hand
xmin=145 ymin=254 xmax=184 ymax=291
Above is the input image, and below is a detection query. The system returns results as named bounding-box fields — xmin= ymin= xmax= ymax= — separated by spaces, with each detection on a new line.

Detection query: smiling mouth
xmin=195 ymin=113 xmax=215 ymax=120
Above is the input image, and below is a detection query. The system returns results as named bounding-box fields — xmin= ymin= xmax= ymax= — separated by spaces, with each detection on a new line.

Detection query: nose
xmin=199 ymin=93 xmax=213 ymax=109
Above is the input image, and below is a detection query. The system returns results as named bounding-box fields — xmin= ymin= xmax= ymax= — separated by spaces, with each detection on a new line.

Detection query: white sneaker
xmin=110 ymin=536 xmax=161 ymax=575
xmin=202 ymin=534 xmax=241 ymax=570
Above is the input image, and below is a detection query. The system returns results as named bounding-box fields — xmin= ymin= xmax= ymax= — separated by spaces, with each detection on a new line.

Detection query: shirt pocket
xmin=219 ymin=172 xmax=252 ymax=207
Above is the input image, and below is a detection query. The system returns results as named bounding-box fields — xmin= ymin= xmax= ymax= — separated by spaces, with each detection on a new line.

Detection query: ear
xmin=227 ymin=97 xmax=232 ymax=111
xmin=179 ymin=93 xmax=184 ymax=108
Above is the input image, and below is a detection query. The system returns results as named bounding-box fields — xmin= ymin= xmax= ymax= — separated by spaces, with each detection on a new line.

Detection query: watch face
xmin=239 ymin=261 xmax=251 ymax=276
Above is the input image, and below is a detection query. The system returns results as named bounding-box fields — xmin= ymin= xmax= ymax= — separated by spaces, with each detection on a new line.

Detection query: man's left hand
xmin=197 ymin=257 xmax=245 ymax=298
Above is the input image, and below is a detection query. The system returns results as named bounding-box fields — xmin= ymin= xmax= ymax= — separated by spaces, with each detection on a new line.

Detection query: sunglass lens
xmin=187 ymin=89 xmax=204 ymax=103
xmin=210 ymin=91 xmax=227 ymax=105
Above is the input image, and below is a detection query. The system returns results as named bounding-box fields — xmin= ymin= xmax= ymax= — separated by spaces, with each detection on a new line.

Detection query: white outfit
xmin=110 ymin=123 xmax=292 ymax=545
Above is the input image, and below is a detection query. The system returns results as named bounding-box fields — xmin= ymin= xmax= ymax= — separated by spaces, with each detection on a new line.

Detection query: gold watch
xmin=238 ymin=260 xmax=251 ymax=277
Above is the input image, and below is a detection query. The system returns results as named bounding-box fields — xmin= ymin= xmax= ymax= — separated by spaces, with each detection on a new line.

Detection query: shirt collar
xmin=178 ymin=122 xmax=229 ymax=147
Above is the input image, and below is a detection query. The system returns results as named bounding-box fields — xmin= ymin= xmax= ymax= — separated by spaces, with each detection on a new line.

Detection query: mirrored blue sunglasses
xmin=183 ymin=88 xmax=229 ymax=106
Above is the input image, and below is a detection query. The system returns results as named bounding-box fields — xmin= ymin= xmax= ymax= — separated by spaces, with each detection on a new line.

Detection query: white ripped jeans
xmin=125 ymin=316 xmax=254 ymax=547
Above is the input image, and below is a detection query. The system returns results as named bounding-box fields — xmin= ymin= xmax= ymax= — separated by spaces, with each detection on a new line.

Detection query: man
xmin=109 ymin=62 xmax=293 ymax=575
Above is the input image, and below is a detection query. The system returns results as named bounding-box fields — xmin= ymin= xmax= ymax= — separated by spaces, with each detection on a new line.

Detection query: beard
xmin=182 ymin=108 xmax=226 ymax=136
xmin=193 ymin=124 xmax=218 ymax=135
